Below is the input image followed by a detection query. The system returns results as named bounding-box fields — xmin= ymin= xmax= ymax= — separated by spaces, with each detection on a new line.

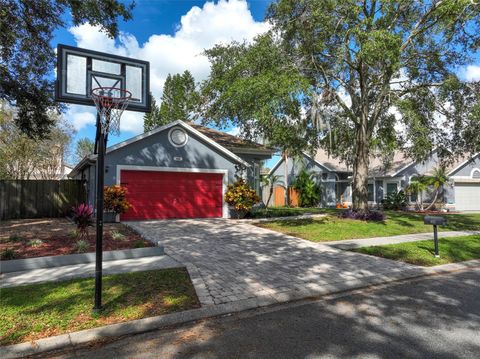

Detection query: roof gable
xmin=105 ymin=120 xmax=250 ymax=167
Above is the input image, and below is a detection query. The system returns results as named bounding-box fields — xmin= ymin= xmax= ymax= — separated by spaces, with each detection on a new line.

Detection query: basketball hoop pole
xmin=94 ymin=112 xmax=105 ymax=312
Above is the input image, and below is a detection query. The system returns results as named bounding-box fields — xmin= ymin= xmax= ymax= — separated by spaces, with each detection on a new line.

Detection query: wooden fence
xmin=0 ymin=180 xmax=86 ymax=220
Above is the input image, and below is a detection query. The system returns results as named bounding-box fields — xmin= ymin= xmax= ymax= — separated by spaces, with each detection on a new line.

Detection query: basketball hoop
xmin=91 ymin=87 xmax=132 ymax=136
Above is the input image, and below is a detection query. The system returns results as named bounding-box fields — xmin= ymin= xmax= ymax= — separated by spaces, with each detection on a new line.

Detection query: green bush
xmin=74 ymin=239 xmax=89 ymax=253
xmin=1 ymin=248 xmax=17 ymax=260
xmin=110 ymin=230 xmax=125 ymax=241
xmin=292 ymin=169 xmax=322 ymax=207
xmin=28 ymin=239 xmax=43 ymax=248
xmin=382 ymin=190 xmax=408 ymax=210
xmin=133 ymin=240 xmax=146 ymax=248
xmin=224 ymin=178 xmax=260 ymax=216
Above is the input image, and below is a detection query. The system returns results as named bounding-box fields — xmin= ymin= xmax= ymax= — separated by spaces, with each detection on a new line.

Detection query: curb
xmin=0 ymin=246 xmax=164 ymax=273
xmin=1 ymin=259 xmax=479 ymax=359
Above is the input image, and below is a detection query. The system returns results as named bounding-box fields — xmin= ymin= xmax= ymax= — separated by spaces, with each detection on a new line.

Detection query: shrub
xmin=104 ymin=185 xmax=131 ymax=215
xmin=338 ymin=209 xmax=386 ymax=222
xmin=292 ymin=169 xmax=321 ymax=207
xmin=382 ymin=190 xmax=408 ymax=210
xmin=1 ymin=248 xmax=17 ymax=260
xmin=8 ymin=234 xmax=22 ymax=243
xmin=74 ymin=239 xmax=89 ymax=253
xmin=224 ymin=179 xmax=260 ymax=216
xmin=133 ymin=240 xmax=146 ymax=248
xmin=28 ymin=239 xmax=43 ymax=247
xmin=110 ymin=230 xmax=125 ymax=241
xmin=72 ymin=203 xmax=94 ymax=240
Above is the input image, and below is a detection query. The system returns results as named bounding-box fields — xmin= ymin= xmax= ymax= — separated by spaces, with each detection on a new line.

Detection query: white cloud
xmin=67 ymin=0 xmax=269 ymax=135
xmin=462 ymin=65 xmax=480 ymax=82
xmin=67 ymin=106 xmax=96 ymax=131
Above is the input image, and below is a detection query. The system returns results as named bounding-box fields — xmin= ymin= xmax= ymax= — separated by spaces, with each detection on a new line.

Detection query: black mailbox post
xmin=424 ymin=216 xmax=447 ymax=257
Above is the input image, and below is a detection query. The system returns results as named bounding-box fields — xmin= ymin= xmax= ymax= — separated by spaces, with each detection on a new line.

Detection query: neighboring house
xmin=269 ymin=149 xmax=480 ymax=211
xmin=69 ymin=120 xmax=274 ymax=220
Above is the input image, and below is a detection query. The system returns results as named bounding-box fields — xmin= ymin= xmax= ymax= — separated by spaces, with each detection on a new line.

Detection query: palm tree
xmin=406 ymin=177 xmax=428 ymax=211
xmin=424 ymin=166 xmax=449 ymax=211
xmin=261 ymin=174 xmax=283 ymax=207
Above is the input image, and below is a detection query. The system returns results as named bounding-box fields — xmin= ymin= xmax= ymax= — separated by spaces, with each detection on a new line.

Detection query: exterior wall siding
xmin=74 ymin=125 xmax=267 ymax=208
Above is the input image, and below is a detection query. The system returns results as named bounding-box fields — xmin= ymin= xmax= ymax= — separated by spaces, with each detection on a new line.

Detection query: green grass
xmin=250 ymin=206 xmax=338 ymax=218
xmin=257 ymin=211 xmax=480 ymax=242
xmin=0 ymin=268 xmax=199 ymax=346
xmin=353 ymin=235 xmax=480 ymax=266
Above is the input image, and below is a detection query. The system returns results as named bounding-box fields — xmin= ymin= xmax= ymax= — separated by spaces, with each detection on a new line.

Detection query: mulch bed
xmin=0 ymin=218 xmax=152 ymax=260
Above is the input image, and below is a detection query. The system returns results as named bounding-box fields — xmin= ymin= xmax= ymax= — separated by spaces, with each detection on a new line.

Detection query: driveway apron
xmin=127 ymin=219 xmax=419 ymax=306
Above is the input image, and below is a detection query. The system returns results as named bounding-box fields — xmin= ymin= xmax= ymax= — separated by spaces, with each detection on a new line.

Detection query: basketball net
xmin=91 ymin=87 xmax=132 ymax=136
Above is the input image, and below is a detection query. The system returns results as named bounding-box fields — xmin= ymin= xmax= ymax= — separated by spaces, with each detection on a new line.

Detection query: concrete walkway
xmin=325 ymin=230 xmax=480 ymax=250
xmin=0 ymin=255 xmax=182 ymax=288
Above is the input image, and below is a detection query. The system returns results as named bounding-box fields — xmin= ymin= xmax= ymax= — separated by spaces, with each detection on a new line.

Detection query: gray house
xmin=269 ymin=149 xmax=480 ymax=211
xmin=69 ymin=120 xmax=274 ymax=220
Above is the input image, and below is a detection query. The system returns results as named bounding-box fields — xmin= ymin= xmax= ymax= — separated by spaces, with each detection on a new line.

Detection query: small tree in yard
xmin=292 ymin=169 xmax=321 ymax=207
xmin=423 ymin=167 xmax=449 ymax=211
xmin=225 ymin=179 xmax=260 ymax=218
xmin=406 ymin=178 xmax=428 ymax=211
xmin=261 ymin=174 xmax=284 ymax=207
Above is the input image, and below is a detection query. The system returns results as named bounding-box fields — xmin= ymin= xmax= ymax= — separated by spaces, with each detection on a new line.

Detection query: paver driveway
xmin=128 ymin=219 xmax=420 ymax=306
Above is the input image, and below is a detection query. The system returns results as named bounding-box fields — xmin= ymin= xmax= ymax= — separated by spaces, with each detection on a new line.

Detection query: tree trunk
xmin=424 ymin=187 xmax=440 ymax=211
xmin=352 ymin=122 xmax=370 ymax=212
xmin=284 ymin=151 xmax=290 ymax=206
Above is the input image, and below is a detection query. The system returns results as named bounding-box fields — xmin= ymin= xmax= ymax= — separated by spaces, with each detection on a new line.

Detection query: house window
xmin=386 ymin=182 xmax=398 ymax=196
xmin=368 ymin=183 xmax=374 ymax=202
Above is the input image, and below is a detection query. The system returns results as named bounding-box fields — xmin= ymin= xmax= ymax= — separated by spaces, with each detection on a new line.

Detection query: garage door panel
xmin=120 ymin=170 xmax=223 ymax=220
xmin=454 ymin=182 xmax=480 ymax=211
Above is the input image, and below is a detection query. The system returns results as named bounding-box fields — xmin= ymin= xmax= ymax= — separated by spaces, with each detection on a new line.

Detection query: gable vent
xmin=472 ymin=170 xmax=480 ymax=179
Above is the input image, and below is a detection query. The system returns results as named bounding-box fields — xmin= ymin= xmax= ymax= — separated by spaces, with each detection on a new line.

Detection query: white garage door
xmin=455 ymin=183 xmax=480 ymax=211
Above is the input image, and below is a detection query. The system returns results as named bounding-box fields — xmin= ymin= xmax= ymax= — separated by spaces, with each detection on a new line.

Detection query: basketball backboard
xmin=55 ymin=44 xmax=150 ymax=112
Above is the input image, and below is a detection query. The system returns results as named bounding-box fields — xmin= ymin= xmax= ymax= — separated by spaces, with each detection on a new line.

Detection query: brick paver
xmin=128 ymin=219 xmax=421 ymax=306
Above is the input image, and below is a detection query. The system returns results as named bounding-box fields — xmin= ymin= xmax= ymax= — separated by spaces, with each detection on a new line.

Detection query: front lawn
xmin=352 ymin=235 xmax=480 ymax=266
xmin=0 ymin=218 xmax=152 ymax=260
xmin=257 ymin=211 xmax=480 ymax=242
xmin=0 ymin=268 xmax=199 ymax=346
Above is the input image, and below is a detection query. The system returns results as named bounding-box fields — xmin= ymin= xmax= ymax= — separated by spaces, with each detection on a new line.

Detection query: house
xmin=269 ymin=149 xmax=480 ymax=211
xmin=69 ymin=120 xmax=274 ymax=220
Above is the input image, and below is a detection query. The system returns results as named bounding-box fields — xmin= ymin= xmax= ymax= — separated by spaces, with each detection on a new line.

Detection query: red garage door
xmin=120 ymin=170 xmax=224 ymax=220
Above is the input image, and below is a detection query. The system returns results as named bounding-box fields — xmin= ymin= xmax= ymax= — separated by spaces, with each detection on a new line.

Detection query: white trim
xmin=268 ymin=156 xmax=284 ymax=176
xmin=168 ymin=127 xmax=188 ymax=147
xmin=116 ymin=165 xmax=229 ymax=219
xmin=106 ymin=120 xmax=250 ymax=168
xmin=447 ymin=153 xmax=480 ymax=175
xmin=470 ymin=168 xmax=480 ymax=178
xmin=383 ymin=179 xmax=402 ymax=198
xmin=392 ymin=160 xmax=416 ymax=177
xmin=302 ymin=152 xmax=339 ymax=173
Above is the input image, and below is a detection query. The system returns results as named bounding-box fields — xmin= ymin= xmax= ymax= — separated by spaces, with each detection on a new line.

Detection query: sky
xmin=53 ymin=0 xmax=274 ymax=164
xmin=54 ymin=0 xmax=480 ymax=166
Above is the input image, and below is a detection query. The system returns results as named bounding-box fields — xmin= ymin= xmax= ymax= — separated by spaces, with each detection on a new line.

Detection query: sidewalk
xmin=0 ymin=255 xmax=182 ymax=288
xmin=325 ymin=230 xmax=480 ymax=250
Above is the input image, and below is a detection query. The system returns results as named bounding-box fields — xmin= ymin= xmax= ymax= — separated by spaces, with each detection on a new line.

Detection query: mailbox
xmin=424 ymin=216 xmax=446 ymax=258
xmin=424 ymin=216 xmax=447 ymax=226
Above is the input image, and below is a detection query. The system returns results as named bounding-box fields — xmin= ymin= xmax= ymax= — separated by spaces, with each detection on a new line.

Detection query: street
xmin=40 ymin=269 xmax=480 ymax=359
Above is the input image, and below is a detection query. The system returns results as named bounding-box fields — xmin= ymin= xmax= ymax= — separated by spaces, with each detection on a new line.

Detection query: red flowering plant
xmin=104 ymin=185 xmax=131 ymax=215
xmin=224 ymin=178 xmax=260 ymax=218
xmin=72 ymin=203 xmax=94 ymax=240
